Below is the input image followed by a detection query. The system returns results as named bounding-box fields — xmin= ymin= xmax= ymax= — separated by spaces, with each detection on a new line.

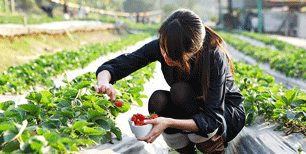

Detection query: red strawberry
xmin=136 ymin=113 xmax=145 ymax=121
xmin=131 ymin=116 xmax=136 ymax=122
xmin=140 ymin=120 xmax=145 ymax=125
xmin=115 ymin=100 xmax=123 ymax=107
xmin=145 ymin=117 xmax=153 ymax=120
xmin=152 ymin=114 xmax=158 ymax=119
xmin=135 ymin=119 xmax=141 ymax=126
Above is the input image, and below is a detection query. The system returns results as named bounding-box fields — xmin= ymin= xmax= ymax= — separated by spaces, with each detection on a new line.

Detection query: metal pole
xmin=240 ymin=0 xmax=246 ymax=30
xmin=257 ymin=0 xmax=262 ymax=34
xmin=218 ymin=0 xmax=222 ymax=24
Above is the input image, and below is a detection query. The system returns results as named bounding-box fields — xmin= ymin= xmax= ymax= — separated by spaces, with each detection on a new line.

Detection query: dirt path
xmin=268 ymin=34 xmax=306 ymax=50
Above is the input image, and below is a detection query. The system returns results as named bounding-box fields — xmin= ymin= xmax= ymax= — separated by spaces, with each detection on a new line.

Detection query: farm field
xmin=0 ymin=17 xmax=305 ymax=153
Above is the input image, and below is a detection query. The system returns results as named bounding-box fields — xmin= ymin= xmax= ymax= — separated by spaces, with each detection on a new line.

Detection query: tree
xmin=162 ymin=4 xmax=178 ymax=20
xmin=176 ymin=0 xmax=201 ymax=10
xmin=123 ymin=0 xmax=156 ymax=13
xmin=34 ymin=0 xmax=56 ymax=17
xmin=16 ymin=0 xmax=36 ymax=10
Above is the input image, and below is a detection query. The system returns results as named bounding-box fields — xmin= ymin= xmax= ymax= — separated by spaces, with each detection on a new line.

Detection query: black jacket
xmin=96 ymin=39 xmax=245 ymax=137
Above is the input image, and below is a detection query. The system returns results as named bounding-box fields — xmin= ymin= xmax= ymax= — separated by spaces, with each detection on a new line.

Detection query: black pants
xmin=148 ymin=82 xmax=201 ymax=134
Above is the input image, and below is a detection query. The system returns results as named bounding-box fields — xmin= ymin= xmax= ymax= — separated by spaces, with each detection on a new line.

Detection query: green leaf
xmin=38 ymin=91 xmax=53 ymax=104
xmin=88 ymin=135 xmax=102 ymax=144
xmin=26 ymin=92 xmax=42 ymax=104
xmin=4 ymin=111 xmax=19 ymax=119
xmin=77 ymin=138 xmax=94 ymax=145
xmin=0 ymin=121 xmax=17 ymax=132
xmin=286 ymin=111 xmax=294 ymax=120
xmin=72 ymin=121 xmax=93 ymax=130
xmin=78 ymin=115 xmax=88 ymax=121
xmin=96 ymin=99 xmax=113 ymax=107
xmin=291 ymin=100 xmax=306 ymax=107
xmin=271 ymin=85 xmax=282 ymax=94
xmin=110 ymin=108 xmax=119 ymax=117
xmin=139 ymin=94 xmax=148 ymax=99
xmin=18 ymin=104 xmax=39 ymax=115
xmin=117 ymin=102 xmax=131 ymax=113
xmin=36 ymin=128 xmax=51 ymax=135
xmin=70 ymin=144 xmax=79 ymax=152
xmin=100 ymin=134 xmax=109 ymax=144
xmin=111 ymin=127 xmax=122 ymax=140
xmin=77 ymin=126 xmax=106 ymax=136
xmin=294 ymin=112 xmax=305 ymax=120
xmin=2 ymin=140 xmax=20 ymax=152
xmin=94 ymin=104 xmax=106 ymax=112
xmin=284 ymin=90 xmax=297 ymax=104
xmin=21 ymin=130 xmax=30 ymax=143
xmin=62 ymin=73 xmax=69 ymax=84
xmin=84 ymin=95 xmax=100 ymax=102
xmin=0 ymin=101 xmax=15 ymax=112
xmin=43 ymin=132 xmax=60 ymax=143
xmin=29 ymin=138 xmax=44 ymax=152
xmin=59 ymin=108 xmax=74 ymax=119
xmin=3 ymin=130 xmax=17 ymax=142
xmin=135 ymin=99 xmax=143 ymax=107
xmin=57 ymin=102 xmax=71 ymax=108
xmin=63 ymin=89 xmax=78 ymax=99
xmin=95 ymin=119 xmax=110 ymax=131
xmin=88 ymin=109 xmax=106 ymax=121
xmin=75 ymin=81 xmax=92 ymax=89
xmin=128 ymin=87 xmax=142 ymax=93
xmin=41 ymin=122 xmax=58 ymax=129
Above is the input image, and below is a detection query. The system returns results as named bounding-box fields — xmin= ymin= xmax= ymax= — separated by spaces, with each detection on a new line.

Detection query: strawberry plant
xmin=233 ymin=61 xmax=306 ymax=135
xmin=218 ymin=31 xmax=306 ymax=80
xmin=0 ymin=61 xmax=156 ymax=153
xmin=0 ymin=32 xmax=153 ymax=95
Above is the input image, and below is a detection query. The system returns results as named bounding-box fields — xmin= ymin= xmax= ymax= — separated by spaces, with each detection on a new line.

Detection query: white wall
xmin=263 ymin=11 xmax=287 ymax=33
xmin=297 ymin=13 xmax=306 ymax=38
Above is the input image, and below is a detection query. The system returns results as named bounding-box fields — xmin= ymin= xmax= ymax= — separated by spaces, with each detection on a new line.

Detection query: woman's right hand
xmin=95 ymin=70 xmax=116 ymax=103
xmin=95 ymin=82 xmax=117 ymax=103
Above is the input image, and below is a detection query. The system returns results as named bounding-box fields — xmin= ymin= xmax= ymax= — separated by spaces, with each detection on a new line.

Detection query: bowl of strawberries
xmin=128 ymin=113 xmax=158 ymax=139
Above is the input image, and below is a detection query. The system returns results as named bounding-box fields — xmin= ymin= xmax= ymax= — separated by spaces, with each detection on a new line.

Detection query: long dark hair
xmin=158 ymin=9 xmax=234 ymax=101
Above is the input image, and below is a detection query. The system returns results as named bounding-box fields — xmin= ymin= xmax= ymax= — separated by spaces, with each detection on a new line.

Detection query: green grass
xmin=0 ymin=13 xmax=67 ymax=25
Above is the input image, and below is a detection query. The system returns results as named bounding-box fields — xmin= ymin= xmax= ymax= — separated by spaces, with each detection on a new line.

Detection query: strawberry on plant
xmin=115 ymin=99 xmax=123 ymax=107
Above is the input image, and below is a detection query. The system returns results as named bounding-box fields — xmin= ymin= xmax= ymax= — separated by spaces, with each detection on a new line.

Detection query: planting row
xmin=0 ymin=61 xmax=156 ymax=154
xmin=218 ymin=31 xmax=306 ymax=80
xmin=238 ymin=31 xmax=305 ymax=52
xmin=234 ymin=61 xmax=306 ymax=135
xmin=0 ymin=33 xmax=152 ymax=95
xmin=0 ymin=58 xmax=305 ymax=153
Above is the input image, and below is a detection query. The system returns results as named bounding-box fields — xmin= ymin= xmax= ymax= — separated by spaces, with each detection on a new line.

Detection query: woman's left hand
xmin=137 ymin=117 xmax=172 ymax=144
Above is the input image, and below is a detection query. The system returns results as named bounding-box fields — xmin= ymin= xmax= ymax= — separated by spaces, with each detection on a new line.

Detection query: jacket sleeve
xmin=96 ymin=39 xmax=160 ymax=84
xmin=191 ymin=50 xmax=227 ymax=137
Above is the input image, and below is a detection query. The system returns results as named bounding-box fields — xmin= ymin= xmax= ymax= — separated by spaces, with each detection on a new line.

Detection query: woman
xmin=95 ymin=9 xmax=245 ymax=154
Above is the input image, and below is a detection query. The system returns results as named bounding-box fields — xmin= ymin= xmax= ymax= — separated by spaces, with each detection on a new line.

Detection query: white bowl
xmin=128 ymin=116 xmax=153 ymax=139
